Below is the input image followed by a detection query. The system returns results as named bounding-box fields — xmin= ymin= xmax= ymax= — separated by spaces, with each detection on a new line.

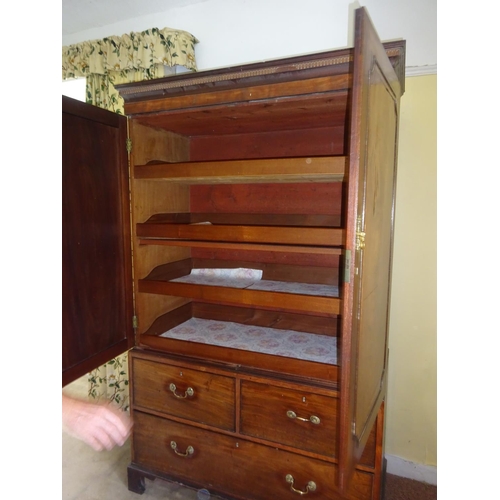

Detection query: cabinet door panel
xmin=62 ymin=96 xmax=133 ymax=386
xmin=339 ymin=7 xmax=402 ymax=489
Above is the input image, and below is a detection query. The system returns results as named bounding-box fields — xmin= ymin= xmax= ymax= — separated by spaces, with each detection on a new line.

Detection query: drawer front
xmin=240 ymin=380 xmax=338 ymax=456
xmin=133 ymin=411 xmax=373 ymax=500
xmin=131 ymin=357 xmax=235 ymax=431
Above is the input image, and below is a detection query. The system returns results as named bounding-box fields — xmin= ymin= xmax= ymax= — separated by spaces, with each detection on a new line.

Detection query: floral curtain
xmin=62 ymin=27 xmax=198 ymax=410
xmin=84 ymin=67 xmax=168 ymax=114
xmin=62 ymin=27 xmax=197 ymax=79
xmin=63 ymin=27 xmax=198 ymax=113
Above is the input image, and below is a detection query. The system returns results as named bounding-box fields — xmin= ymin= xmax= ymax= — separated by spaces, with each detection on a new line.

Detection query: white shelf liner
xmin=171 ymin=268 xmax=262 ymax=289
xmin=248 ymin=280 xmax=339 ymax=297
xmin=171 ymin=268 xmax=339 ymax=297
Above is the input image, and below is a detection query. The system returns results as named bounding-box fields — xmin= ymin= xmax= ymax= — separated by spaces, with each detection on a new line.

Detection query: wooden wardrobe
xmin=62 ymin=7 xmax=405 ymax=499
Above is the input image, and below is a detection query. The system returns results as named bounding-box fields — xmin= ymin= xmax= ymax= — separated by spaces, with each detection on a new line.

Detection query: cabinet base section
xmin=127 ymin=463 xmax=203 ymax=496
xmin=127 ymin=462 xmax=382 ymax=500
xmin=127 ymin=464 xmax=154 ymax=495
xmin=129 ymin=411 xmax=382 ymax=500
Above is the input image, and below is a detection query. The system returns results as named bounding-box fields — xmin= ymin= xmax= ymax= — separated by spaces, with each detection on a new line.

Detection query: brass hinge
xmin=126 ymin=138 xmax=132 ymax=153
xmin=352 ymin=421 xmax=356 ymax=435
xmin=132 ymin=315 xmax=138 ymax=329
xmin=355 ymin=216 xmax=366 ymax=251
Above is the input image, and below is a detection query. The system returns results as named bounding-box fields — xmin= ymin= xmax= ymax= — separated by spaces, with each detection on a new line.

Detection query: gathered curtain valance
xmin=62 ymin=27 xmax=198 ymax=80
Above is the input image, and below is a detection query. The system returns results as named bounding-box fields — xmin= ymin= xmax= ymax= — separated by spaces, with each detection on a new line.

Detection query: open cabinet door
xmin=339 ymin=8 xmax=403 ymax=491
xmin=62 ymin=96 xmax=134 ymax=387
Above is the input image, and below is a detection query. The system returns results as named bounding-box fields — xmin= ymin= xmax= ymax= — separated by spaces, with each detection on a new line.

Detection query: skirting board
xmin=386 ymin=454 xmax=437 ymax=486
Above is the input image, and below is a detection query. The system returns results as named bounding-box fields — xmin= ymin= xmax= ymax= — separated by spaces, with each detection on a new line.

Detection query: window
xmin=62 ymin=78 xmax=86 ymax=102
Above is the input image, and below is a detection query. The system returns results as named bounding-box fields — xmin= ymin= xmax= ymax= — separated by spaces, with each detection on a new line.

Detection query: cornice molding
xmin=116 ymin=43 xmax=406 ymax=100
xmin=405 ymin=64 xmax=437 ymax=77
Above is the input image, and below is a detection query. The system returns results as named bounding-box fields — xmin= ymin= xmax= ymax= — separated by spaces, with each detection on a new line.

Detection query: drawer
xmin=131 ymin=357 xmax=235 ymax=431
xmin=240 ymin=380 xmax=338 ymax=457
xmin=133 ymin=411 xmax=373 ymax=500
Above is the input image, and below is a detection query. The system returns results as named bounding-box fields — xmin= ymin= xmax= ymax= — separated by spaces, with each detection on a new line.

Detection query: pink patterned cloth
xmin=160 ymin=318 xmax=338 ymax=365
xmin=248 ymin=280 xmax=338 ymax=297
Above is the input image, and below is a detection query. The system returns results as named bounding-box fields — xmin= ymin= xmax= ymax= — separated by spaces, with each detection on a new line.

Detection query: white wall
xmin=62 ymin=0 xmax=436 ymax=72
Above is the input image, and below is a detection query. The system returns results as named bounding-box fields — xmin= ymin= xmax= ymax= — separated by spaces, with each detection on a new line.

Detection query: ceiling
xmin=62 ymin=0 xmax=206 ymax=36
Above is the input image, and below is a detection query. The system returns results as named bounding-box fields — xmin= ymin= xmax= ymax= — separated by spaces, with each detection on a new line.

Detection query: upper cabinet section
xmin=112 ymin=13 xmax=405 ymax=388
xmin=116 ymin=41 xmax=404 ymax=164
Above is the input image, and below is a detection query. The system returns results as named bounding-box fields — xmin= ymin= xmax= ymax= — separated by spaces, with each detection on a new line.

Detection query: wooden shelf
xmin=139 ymin=334 xmax=340 ymax=382
xmin=137 ymin=213 xmax=344 ymax=246
xmin=136 ymin=303 xmax=340 ymax=380
xmin=138 ymin=278 xmax=341 ymax=317
xmin=134 ymin=156 xmax=346 ymax=183
xmin=137 ymin=224 xmax=344 ymax=246
xmin=138 ymin=239 xmax=343 ymax=255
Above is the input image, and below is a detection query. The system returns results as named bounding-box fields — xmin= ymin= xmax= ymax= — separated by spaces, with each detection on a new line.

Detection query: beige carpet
xmin=63 ymin=432 xmax=204 ymax=499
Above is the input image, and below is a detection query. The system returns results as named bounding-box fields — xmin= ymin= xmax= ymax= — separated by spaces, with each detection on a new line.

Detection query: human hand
xmin=62 ymin=394 xmax=132 ymax=451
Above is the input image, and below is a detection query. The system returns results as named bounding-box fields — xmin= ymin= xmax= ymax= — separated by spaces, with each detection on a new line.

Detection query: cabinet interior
xmin=130 ymin=85 xmax=350 ymax=384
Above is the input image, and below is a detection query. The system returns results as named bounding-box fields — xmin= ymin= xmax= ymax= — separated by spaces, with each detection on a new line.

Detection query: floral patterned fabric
xmin=249 ymin=280 xmax=339 ymax=297
xmin=161 ymin=318 xmax=338 ymax=365
xmin=62 ymin=27 xmax=198 ymax=79
xmin=84 ymin=69 xmax=166 ymax=114
xmin=63 ymin=27 xmax=198 ymax=114
xmin=87 ymin=356 xmax=130 ymax=411
xmin=164 ymin=270 xmax=339 ymax=366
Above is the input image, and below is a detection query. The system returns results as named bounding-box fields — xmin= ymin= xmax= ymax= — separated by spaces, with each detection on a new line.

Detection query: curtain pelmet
xmin=62 ymin=27 xmax=198 ymax=80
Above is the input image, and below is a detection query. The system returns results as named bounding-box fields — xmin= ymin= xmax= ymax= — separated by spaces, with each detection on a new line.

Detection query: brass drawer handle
xmin=285 ymin=474 xmax=317 ymax=495
xmin=169 ymin=382 xmax=194 ymax=399
xmin=170 ymin=441 xmax=194 ymax=457
xmin=286 ymin=410 xmax=321 ymax=425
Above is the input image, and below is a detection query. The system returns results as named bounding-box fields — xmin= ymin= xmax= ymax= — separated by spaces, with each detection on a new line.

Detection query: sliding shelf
xmin=138 ymin=281 xmax=341 ymax=316
xmin=137 ymin=224 xmax=343 ymax=246
xmin=133 ymin=156 xmax=347 ymax=183
xmin=139 ymin=332 xmax=340 ymax=382
xmin=137 ymin=303 xmax=340 ymax=382
xmin=138 ymin=265 xmax=341 ymax=316
xmin=137 ymin=213 xmax=344 ymax=246
xmin=138 ymin=239 xmax=344 ymax=255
